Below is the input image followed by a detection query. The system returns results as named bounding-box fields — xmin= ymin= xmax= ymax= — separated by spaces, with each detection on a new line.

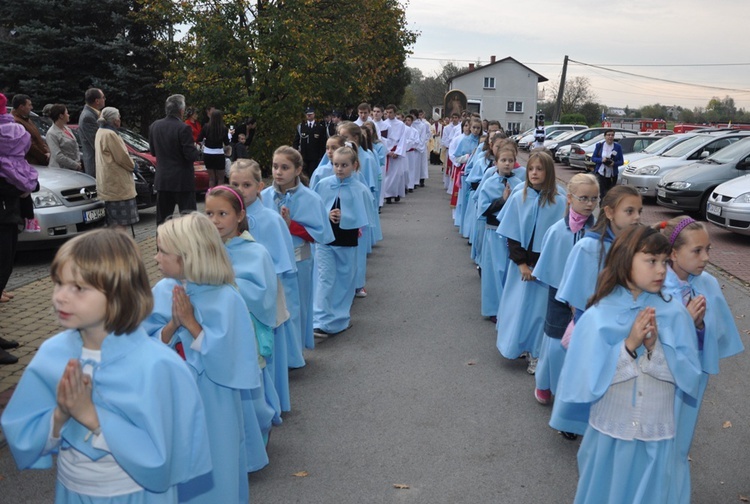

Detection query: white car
xmin=706 ymin=173 xmax=750 ymax=235
xmin=517 ymin=124 xmax=587 ymax=150
xmin=622 ymin=133 xmax=693 ymax=166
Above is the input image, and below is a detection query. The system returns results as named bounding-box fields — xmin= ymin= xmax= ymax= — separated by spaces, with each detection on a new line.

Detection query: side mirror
xmin=699 ymin=150 xmax=709 ymax=159
xmin=738 ymin=158 xmax=750 ymax=170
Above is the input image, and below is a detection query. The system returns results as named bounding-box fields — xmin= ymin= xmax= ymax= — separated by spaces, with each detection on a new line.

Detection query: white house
xmin=446 ymin=56 xmax=547 ymax=134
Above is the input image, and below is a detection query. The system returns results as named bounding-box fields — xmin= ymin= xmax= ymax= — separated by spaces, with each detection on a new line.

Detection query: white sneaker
xmin=526 ymin=356 xmax=538 ymax=375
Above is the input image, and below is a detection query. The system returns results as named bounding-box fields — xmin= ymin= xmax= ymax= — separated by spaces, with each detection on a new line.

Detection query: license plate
xmin=83 ymin=207 xmax=106 ymax=223
xmin=707 ymin=203 xmax=722 ymax=216
xmin=657 ymin=189 xmax=666 ymax=199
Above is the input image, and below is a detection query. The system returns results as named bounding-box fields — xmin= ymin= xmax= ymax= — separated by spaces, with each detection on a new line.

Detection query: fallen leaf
xmin=723 ymin=421 xmax=733 ymax=429
xmin=393 ymin=484 xmax=410 ymax=490
xmin=467 ymin=360 xmax=476 ymax=366
xmin=739 ymin=495 xmax=749 ymax=502
xmin=292 ymin=471 xmax=309 ymax=478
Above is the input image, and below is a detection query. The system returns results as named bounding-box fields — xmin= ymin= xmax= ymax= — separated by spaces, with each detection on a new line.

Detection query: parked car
xmin=656 ymin=137 xmax=750 ymax=218
xmin=568 ymin=132 xmax=637 ymax=170
xmin=706 ymin=174 xmax=750 ymax=235
xmin=517 ymin=124 xmax=587 ymax=150
xmin=621 ymin=133 xmax=693 ymax=167
xmin=551 ymin=127 xmax=637 ymax=162
xmin=618 ymin=131 xmax=750 ymax=198
xmin=646 ymin=130 xmax=674 ymax=137
xmin=18 ymin=165 xmax=106 ymax=250
xmin=582 ymin=136 xmax=662 ymax=172
xmin=511 ymin=127 xmax=535 ymax=143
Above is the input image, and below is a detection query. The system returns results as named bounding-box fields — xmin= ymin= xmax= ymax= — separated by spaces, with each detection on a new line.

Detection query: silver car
xmin=18 ymin=165 xmax=106 ymax=249
xmin=619 ymin=131 xmax=750 ymax=197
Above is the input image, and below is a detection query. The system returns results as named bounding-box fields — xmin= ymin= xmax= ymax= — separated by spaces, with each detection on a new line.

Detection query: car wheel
xmin=698 ymin=189 xmax=714 ymax=221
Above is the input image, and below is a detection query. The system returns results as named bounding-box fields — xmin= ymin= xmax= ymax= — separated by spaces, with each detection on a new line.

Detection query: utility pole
xmin=554 ymin=55 xmax=568 ymax=123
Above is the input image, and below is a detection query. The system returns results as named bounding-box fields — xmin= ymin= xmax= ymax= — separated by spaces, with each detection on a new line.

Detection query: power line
xmin=568 ymin=58 xmax=750 ymax=94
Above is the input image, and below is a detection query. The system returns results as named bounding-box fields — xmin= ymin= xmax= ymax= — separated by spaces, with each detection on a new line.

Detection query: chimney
xmin=469 ymin=63 xmax=475 ymax=71
xmin=490 ymin=55 xmax=496 ymax=63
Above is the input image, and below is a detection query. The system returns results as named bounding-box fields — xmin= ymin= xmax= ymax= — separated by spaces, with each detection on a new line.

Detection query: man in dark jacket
xmin=149 ymin=94 xmax=201 ymax=225
xmin=11 ymin=94 xmax=49 ymax=167
xmin=78 ymin=88 xmax=105 ymax=176
xmin=293 ymin=107 xmax=327 ymax=177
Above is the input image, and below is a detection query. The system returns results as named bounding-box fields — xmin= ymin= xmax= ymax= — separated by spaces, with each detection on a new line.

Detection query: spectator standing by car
xmin=0 ymin=93 xmax=40 ymax=364
xmin=95 ymin=107 xmax=138 ymax=231
xmin=11 ymin=94 xmax=49 ymax=167
xmin=198 ymin=109 xmax=230 ymax=188
xmin=149 ymin=94 xmax=201 ymax=225
xmin=78 ymin=88 xmax=105 ymax=177
xmin=185 ymin=107 xmax=202 ymax=143
xmin=592 ymin=129 xmax=624 ymax=199
xmin=293 ymin=107 xmax=327 ymax=177
xmin=46 ymin=104 xmax=82 ymax=172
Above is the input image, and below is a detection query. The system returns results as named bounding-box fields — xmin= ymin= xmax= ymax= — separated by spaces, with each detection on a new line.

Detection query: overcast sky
xmin=404 ymin=0 xmax=750 ymax=111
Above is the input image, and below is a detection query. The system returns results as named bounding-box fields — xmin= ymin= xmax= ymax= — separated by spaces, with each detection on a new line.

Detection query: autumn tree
xmin=164 ymin=0 xmax=417 ymax=166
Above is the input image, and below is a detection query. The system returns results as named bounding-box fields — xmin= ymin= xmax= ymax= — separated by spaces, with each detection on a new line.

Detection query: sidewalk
xmin=0 ymin=236 xmax=162 ymax=447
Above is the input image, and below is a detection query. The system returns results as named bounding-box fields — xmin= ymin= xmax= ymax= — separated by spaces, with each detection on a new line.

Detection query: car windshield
xmin=641 ymin=134 xmax=688 ymax=154
xmin=545 ymin=130 xmax=569 ymax=140
xmin=118 ymin=128 xmax=150 ymax=153
xmin=705 ymin=137 xmax=750 ymax=164
xmin=661 ymin=135 xmax=712 ymax=157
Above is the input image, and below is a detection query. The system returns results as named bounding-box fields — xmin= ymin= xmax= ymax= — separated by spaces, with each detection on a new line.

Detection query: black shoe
xmin=419 ymin=179 xmax=425 ymax=187
xmin=0 ymin=336 xmax=19 ymax=350
xmin=560 ymin=431 xmax=579 ymax=441
xmin=0 ymin=348 xmax=18 ymax=364
xmin=385 ymin=198 xmax=393 ymax=204
xmin=395 ymin=196 xmax=401 ymax=202
xmin=407 ymin=188 xmax=414 ymax=193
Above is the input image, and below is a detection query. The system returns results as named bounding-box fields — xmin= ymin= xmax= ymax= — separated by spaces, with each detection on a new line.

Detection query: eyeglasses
xmin=570 ymin=194 xmax=600 ymax=203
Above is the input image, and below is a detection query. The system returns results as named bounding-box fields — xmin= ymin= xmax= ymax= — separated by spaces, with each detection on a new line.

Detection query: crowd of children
xmin=0 ymin=104 xmax=436 ymax=502
xmin=445 ymin=120 xmax=745 ymax=502
xmin=1 ymin=103 xmax=745 ymax=501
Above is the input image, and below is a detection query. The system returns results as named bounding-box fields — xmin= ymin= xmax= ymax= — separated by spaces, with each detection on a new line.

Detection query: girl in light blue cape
xmin=262 ymin=146 xmax=335 ymax=352
xmin=556 ymin=185 xmax=643 ymax=321
xmin=145 ymin=213 xmax=257 ymax=504
xmin=310 ymin=135 xmax=345 ymax=191
xmin=532 ymin=174 xmax=598 ymax=404
xmin=229 ymin=159 xmax=299 ymax=414
xmin=495 ymin=151 xmax=566 ymax=366
xmin=551 ymin=226 xmax=701 ymax=504
xmin=659 ymin=217 xmax=744 ymax=503
xmin=205 ymin=186 xmax=281 ymax=472
xmin=476 ymin=142 xmax=523 ymax=318
xmin=312 ymin=145 xmax=374 ymax=335
xmin=1 ymin=229 xmax=211 ymax=503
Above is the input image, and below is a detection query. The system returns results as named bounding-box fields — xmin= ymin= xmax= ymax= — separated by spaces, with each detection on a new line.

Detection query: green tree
xmin=165 ymin=0 xmax=417 ymax=166
xmin=578 ymin=101 xmax=602 ymax=126
xmin=0 ymin=0 xmax=170 ymax=130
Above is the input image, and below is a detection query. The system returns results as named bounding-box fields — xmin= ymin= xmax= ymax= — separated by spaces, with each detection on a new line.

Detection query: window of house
xmin=507 ymin=122 xmax=521 ymax=134
xmin=507 ymin=101 xmax=523 ymax=113
xmin=483 ymin=77 xmax=496 ymax=89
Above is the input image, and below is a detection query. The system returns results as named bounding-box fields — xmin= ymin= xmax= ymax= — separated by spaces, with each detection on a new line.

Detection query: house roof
xmin=447 ymin=56 xmax=548 ymax=84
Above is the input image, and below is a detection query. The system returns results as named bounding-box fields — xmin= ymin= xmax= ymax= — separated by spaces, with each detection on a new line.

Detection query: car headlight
xmin=634 ymin=165 xmax=660 ymax=175
xmin=735 ymin=192 xmax=750 ymax=204
xmin=32 ymin=188 xmax=63 ymax=208
xmin=667 ymin=182 xmax=691 ymax=190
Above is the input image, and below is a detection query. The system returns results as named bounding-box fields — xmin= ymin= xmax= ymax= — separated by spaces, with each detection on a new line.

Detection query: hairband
xmin=344 ymin=141 xmax=355 ymax=149
xmin=669 ymin=217 xmax=695 ymax=245
xmin=208 ymin=185 xmax=245 ymax=210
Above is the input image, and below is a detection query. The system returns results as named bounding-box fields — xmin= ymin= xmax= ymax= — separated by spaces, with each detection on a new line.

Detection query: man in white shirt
xmin=441 ymin=112 xmax=461 ymax=190
xmin=382 ymin=104 xmax=408 ymax=203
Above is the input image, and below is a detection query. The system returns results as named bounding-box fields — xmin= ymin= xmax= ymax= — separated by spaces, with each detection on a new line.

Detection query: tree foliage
xmin=402 ymin=62 xmax=468 ymax=117
xmin=0 ymin=0 xmax=171 ymax=130
xmin=550 ymin=76 xmax=597 ymax=116
xmin=162 ymin=0 xmax=417 ymax=166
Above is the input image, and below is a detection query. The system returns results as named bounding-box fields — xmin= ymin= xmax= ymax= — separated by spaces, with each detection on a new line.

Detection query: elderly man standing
xmin=78 ymin=88 xmax=105 ymax=177
xmin=149 ymin=94 xmax=200 ymax=225
xmin=11 ymin=94 xmax=49 ymax=166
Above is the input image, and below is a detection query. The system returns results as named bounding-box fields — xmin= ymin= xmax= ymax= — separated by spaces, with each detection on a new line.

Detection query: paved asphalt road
xmin=2 ymin=164 xmax=749 ymax=503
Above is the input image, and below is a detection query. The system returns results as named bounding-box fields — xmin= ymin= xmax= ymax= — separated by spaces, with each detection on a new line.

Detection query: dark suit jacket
xmin=78 ymin=105 xmax=99 ymax=176
xmin=293 ymin=120 xmax=327 ymax=162
xmin=149 ymin=115 xmax=200 ymax=192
